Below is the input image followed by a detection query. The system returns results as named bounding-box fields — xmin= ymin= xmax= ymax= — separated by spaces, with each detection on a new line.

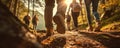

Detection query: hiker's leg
xmin=71 ymin=11 xmax=76 ymax=28
xmin=71 ymin=11 xmax=79 ymax=28
xmin=26 ymin=21 xmax=29 ymax=26
xmin=34 ymin=24 xmax=36 ymax=30
xmin=33 ymin=24 xmax=35 ymax=30
xmin=92 ymin=0 xmax=100 ymax=21
xmin=75 ymin=12 xmax=80 ymax=28
xmin=44 ymin=0 xmax=55 ymax=36
xmin=56 ymin=0 xmax=67 ymax=18
xmin=67 ymin=22 xmax=70 ymax=30
xmin=35 ymin=22 xmax=37 ymax=30
xmin=28 ymin=21 xmax=30 ymax=26
xmin=53 ymin=0 xmax=67 ymax=34
xmin=33 ymin=25 xmax=34 ymax=30
xmin=67 ymin=15 xmax=71 ymax=30
xmin=84 ymin=0 xmax=93 ymax=31
xmin=92 ymin=0 xmax=101 ymax=31
xmin=35 ymin=24 xmax=37 ymax=30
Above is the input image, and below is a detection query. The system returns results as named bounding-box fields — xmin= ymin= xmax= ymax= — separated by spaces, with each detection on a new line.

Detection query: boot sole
xmin=53 ymin=14 xmax=65 ymax=34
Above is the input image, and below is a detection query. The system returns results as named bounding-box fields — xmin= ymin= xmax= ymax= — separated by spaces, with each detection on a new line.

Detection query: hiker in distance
xmin=67 ymin=0 xmax=81 ymax=30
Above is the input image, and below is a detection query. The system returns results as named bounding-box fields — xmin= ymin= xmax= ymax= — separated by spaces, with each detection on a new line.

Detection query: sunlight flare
xmin=65 ymin=0 xmax=80 ymax=6
xmin=65 ymin=0 xmax=72 ymax=6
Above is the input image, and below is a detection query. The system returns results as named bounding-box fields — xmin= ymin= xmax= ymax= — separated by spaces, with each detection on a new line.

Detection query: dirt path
xmin=37 ymin=30 xmax=120 ymax=48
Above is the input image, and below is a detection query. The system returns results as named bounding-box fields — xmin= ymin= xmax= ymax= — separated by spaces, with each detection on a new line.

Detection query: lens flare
xmin=65 ymin=0 xmax=80 ymax=6
xmin=65 ymin=0 xmax=72 ymax=6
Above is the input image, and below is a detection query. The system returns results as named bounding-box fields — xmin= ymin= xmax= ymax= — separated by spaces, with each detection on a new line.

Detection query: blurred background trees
xmin=0 ymin=0 xmax=120 ymax=30
xmin=99 ymin=0 xmax=120 ymax=30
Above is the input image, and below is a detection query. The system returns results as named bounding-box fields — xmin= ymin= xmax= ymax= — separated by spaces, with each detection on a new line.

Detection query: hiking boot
xmin=86 ymin=26 xmax=93 ymax=31
xmin=37 ymin=29 xmax=54 ymax=42
xmin=94 ymin=20 xmax=101 ymax=32
xmin=68 ymin=27 xmax=71 ymax=31
xmin=46 ymin=28 xmax=54 ymax=37
xmin=53 ymin=14 xmax=65 ymax=34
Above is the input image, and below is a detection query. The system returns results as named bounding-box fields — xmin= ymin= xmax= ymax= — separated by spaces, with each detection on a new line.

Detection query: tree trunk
xmin=14 ymin=0 xmax=18 ymax=16
xmin=28 ymin=0 xmax=30 ymax=15
xmin=32 ymin=0 xmax=35 ymax=16
xmin=8 ymin=0 xmax=12 ymax=9
xmin=17 ymin=0 xmax=20 ymax=17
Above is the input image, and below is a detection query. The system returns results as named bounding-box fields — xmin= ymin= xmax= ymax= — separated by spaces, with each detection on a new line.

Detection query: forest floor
xmin=35 ymin=30 xmax=120 ymax=48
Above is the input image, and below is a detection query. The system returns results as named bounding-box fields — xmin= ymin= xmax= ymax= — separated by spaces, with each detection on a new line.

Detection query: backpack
xmin=32 ymin=16 xmax=38 ymax=25
xmin=23 ymin=15 xmax=30 ymax=22
xmin=71 ymin=2 xmax=81 ymax=12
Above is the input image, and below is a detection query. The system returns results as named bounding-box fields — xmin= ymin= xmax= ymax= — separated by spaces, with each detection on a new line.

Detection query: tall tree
xmin=32 ymin=0 xmax=35 ymax=16
xmin=14 ymin=0 xmax=18 ymax=16
xmin=16 ymin=0 xmax=20 ymax=16
xmin=28 ymin=0 xmax=30 ymax=15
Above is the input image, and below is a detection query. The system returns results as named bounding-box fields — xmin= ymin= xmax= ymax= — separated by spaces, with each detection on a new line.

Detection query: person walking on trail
xmin=80 ymin=0 xmax=101 ymax=31
xmin=66 ymin=12 xmax=71 ymax=31
xmin=44 ymin=0 xmax=67 ymax=37
xmin=32 ymin=15 xmax=39 ymax=30
xmin=67 ymin=0 xmax=81 ymax=29
xmin=23 ymin=15 xmax=31 ymax=26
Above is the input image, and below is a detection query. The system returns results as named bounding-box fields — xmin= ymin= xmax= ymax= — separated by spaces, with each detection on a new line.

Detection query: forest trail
xmin=37 ymin=30 xmax=120 ymax=48
xmin=0 ymin=0 xmax=120 ymax=48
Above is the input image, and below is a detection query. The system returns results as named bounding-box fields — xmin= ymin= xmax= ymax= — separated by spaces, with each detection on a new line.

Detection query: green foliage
xmin=98 ymin=0 xmax=120 ymax=30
